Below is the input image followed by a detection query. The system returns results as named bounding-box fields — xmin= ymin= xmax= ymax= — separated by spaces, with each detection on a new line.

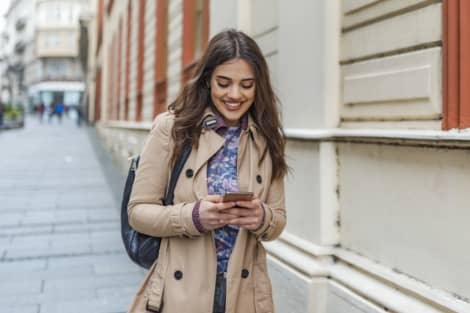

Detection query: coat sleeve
xmin=127 ymin=113 xmax=201 ymax=238
xmin=251 ymin=175 xmax=286 ymax=241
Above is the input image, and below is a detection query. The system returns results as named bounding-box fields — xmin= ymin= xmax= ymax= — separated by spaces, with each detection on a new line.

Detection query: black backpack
xmin=120 ymin=144 xmax=192 ymax=269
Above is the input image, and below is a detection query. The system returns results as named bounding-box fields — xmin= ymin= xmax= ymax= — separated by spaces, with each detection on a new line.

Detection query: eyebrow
xmin=216 ymin=75 xmax=255 ymax=82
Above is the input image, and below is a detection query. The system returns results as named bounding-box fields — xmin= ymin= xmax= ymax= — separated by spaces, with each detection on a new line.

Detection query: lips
xmin=224 ymin=101 xmax=243 ymax=111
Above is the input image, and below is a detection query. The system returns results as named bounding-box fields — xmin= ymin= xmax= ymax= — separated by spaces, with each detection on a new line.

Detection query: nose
xmin=227 ymin=85 xmax=242 ymax=100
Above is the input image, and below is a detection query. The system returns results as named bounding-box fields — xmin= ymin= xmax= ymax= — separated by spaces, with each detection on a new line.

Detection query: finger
xmin=229 ymin=217 xmax=259 ymax=226
xmin=234 ymin=200 xmax=255 ymax=208
xmin=243 ymin=224 xmax=259 ymax=231
xmin=206 ymin=212 xmax=237 ymax=222
xmin=221 ymin=208 xmax=255 ymax=217
xmin=209 ymin=221 xmax=226 ymax=229
xmin=235 ymin=198 xmax=262 ymax=209
xmin=213 ymin=213 xmax=238 ymax=222
xmin=215 ymin=201 xmax=236 ymax=210
xmin=205 ymin=217 xmax=226 ymax=226
xmin=204 ymin=195 xmax=223 ymax=203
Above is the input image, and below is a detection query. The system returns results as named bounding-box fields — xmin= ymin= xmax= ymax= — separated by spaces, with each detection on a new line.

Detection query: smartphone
xmin=222 ymin=191 xmax=254 ymax=202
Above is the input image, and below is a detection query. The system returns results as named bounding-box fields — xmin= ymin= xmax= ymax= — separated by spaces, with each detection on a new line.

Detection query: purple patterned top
xmin=207 ymin=112 xmax=248 ymax=274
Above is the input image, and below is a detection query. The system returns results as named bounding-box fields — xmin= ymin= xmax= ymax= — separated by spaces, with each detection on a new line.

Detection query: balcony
xmin=7 ymin=62 xmax=24 ymax=74
xmin=14 ymin=40 xmax=26 ymax=54
xmin=39 ymin=73 xmax=83 ymax=82
xmin=36 ymin=31 xmax=78 ymax=58
xmin=15 ymin=18 xmax=26 ymax=32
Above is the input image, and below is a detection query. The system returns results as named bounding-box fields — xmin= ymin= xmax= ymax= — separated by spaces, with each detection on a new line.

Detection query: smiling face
xmin=209 ymin=58 xmax=256 ymax=126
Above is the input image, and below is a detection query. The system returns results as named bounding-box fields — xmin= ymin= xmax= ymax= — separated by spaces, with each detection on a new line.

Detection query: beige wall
xmin=89 ymin=0 xmax=470 ymax=312
xmin=340 ymin=1 xmax=442 ymax=129
xmin=339 ymin=142 xmax=470 ymax=299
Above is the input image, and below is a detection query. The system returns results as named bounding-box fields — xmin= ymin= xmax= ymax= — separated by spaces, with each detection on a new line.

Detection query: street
xmin=0 ymin=115 xmax=145 ymax=313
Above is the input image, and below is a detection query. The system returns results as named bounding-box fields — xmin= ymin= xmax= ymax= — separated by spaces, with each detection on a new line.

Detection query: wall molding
xmin=265 ymin=233 xmax=470 ymax=313
xmin=102 ymin=124 xmax=470 ymax=146
xmin=105 ymin=120 xmax=152 ymax=130
xmin=284 ymin=128 xmax=470 ymax=147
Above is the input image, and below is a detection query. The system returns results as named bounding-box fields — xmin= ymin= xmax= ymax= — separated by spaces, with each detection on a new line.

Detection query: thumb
xmin=204 ymin=194 xmax=223 ymax=203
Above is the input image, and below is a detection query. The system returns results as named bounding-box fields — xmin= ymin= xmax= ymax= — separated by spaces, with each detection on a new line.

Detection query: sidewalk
xmin=0 ymin=115 xmax=145 ymax=313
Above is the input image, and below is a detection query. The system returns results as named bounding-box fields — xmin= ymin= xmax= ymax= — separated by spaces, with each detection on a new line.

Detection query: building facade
xmin=86 ymin=1 xmax=470 ymax=312
xmin=1 ymin=0 xmax=36 ymax=107
xmin=1 ymin=0 xmax=88 ymax=110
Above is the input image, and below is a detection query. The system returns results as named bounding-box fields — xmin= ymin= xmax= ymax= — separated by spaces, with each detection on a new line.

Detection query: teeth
xmin=225 ymin=102 xmax=241 ymax=108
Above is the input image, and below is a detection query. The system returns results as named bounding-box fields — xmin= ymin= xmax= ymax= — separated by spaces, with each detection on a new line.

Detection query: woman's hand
xmin=199 ymin=195 xmax=237 ymax=231
xmin=221 ymin=197 xmax=265 ymax=231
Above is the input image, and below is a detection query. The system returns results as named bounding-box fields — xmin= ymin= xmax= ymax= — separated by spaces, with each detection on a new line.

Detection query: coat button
xmin=185 ymin=169 xmax=194 ymax=178
xmin=241 ymin=269 xmax=249 ymax=279
xmin=174 ymin=270 xmax=183 ymax=280
xmin=256 ymin=175 xmax=262 ymax=184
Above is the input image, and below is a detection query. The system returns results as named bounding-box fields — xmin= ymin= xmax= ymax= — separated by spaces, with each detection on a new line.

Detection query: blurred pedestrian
xmin=127 ymin=29 xmax=288 ymax=313
xmin=48 ymin=104 xmax=55 ymax=123
xmin=55 ymin=102 xmax=65 ymax=123
xmin=76 ymin=106 xmax=83 ymax=127
xmin=37 ymin=103 xmax=45 ymax=123
xmin=0 ymin=102 xmax=4 ymax=128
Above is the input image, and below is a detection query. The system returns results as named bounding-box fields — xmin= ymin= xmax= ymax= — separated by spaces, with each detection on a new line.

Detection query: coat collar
xmin=199 ymin=106 xmax=259 ymax=135
xmin=192 ymin=107 xmax=264 ymax=178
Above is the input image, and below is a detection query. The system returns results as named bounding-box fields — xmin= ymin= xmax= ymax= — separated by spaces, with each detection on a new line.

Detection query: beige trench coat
xmin=127 ymin=109 xmax=286 ymax=313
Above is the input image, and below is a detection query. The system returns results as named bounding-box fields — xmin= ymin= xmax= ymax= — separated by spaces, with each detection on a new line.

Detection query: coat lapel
xmin=193 ymin=128 xmax=224 ymax=177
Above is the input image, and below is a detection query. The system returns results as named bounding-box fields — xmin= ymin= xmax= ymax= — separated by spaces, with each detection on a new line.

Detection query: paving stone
xmin=86 ymin=208 xmax=120 ymax=223
xmin=0 ymin=225 xmax=53 ymax=237
xmin=90 ymin=229 xmax=120 ymax=241
xmin=57 ymin=192 xmax=116 ymax=207
xmin=0 ymin=280 xmax=42 ymax=296
xmin=43 ymin=272 xmax=142 ymax=292
xmin=0 ymin=264 xmax=94 ymax=282
xmin=53 ymin=210 xmax=88 ymax=224
xmin=0 ymin=259 xmax=47 ymax=273
xmin=0 ymin=288 xmax=95 ymax=306
xmin=22 ymin=211 xmax=55 ymax=225
xmin=93 ymin=261 xmax=144 ymax=275
xmin=39 ymin=297 xmax=130 ymax=313
xmin=52 ymin=221 xmax=119 ymax=233
xmin=96 ymin=286 xmax=138 ymax=300
xmin=90 ymin=244 xmax=123 ymax=254
xmin=0 ymin=236 xmax=12 ymax=246
xmin=0 ymin=213 xmax=23 ymax=226
xmin=0 ymin=195 xmax=31 ymax=210
xmin=48 ymin=232 xmax=90 ymax=243
xmin=0 ymin=117 xmax=143 ymax=311
xmin=1 ymin=304 xmax=39 ymax=313
xmin=47 ymin=253 xmax=140 ymax=271
xmin=28 ymin=194 xmax=58 ymax=210
xmin=5 ymin=241 xmax=91 ymax=260
xmin=6 ymin=238 xmax=50 ymax=250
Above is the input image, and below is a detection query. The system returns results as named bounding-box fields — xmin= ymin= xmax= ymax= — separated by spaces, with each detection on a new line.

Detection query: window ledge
xmin=285 ymin=128 xmax=470 ymax=147
xmin=105 ymin=120 xmax=152 ymax=131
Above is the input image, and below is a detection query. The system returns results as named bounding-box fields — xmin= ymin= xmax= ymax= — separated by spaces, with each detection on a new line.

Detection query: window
xmin=443 ymin=0 xmax=470 ymax=129
xmin=45 ymin=34 xmax=60 ymax=48
xmin=182 ymin=0 xmax=209 ymax=84
xmin=153 ymin=0 xmax=168 ymax=117
xmin=194 ymin=0 xmax=205 ymax=59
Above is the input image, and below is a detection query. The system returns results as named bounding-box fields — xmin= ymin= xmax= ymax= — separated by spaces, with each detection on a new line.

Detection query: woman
xmin=128 ymin=29 xmax=287 ymax=313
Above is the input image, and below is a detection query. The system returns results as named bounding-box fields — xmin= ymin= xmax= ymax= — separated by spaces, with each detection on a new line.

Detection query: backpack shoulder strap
xmin=163 ymin=143 xmax=192 ymax=205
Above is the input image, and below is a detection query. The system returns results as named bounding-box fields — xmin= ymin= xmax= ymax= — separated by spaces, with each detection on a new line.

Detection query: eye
xmin=241 ymin=83 xmax=254 ymax=89
xmin=217 ymin=82 xmax=230 ymax=88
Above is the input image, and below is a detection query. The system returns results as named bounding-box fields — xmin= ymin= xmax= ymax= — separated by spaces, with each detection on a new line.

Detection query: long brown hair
xmin=168 ymin=29 xmax=287 ymax=180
